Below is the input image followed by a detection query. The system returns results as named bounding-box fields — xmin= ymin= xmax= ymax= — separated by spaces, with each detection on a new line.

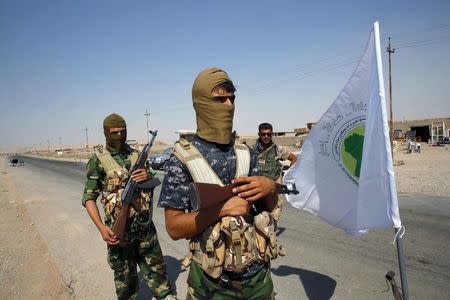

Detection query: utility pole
xmin=47 ymin=138 xmax=51 ymax=152
xmin=84 ymin=127 xmax=89 ymax=151
xmin=58 ymin=137 xmax=62 ymax=150
xmin=387 ymin=37 xmax=395 ymax=161
xmin=144 ymin=109 xmax=151 ymax=144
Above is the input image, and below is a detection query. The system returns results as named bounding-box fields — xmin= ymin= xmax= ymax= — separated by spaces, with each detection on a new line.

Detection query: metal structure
xmin=145 ymin=109 xmax=151 ymax=144
xmin=387 ymin=37 xmax=395 ymax=159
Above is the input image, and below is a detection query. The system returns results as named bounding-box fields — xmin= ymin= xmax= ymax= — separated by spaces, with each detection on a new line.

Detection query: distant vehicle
xmin=10 ymin=158 xmax=24 ymax=167
xmin=148 ymin=147 xmax=174 ymax=170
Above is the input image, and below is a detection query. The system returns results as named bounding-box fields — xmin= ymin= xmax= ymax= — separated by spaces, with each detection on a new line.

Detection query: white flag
xmin=284 ymin=22 xmax=401 ymax=235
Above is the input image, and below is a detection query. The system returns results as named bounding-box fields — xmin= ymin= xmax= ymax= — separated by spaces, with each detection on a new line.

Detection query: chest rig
xmin=255 ymin=143 xmax=282 ymax=181
xmin=95 ymin=148 xmax=149 ymax=221
xmin=174 ymin=139 xmax=282 ymax=279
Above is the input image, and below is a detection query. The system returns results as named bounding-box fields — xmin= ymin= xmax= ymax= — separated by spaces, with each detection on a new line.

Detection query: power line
xmin=396 ymin=35 xmax=450 ymax=49
xmin=142 ymin=23 xmax=450 ymax=115
xmin=243 ymin=25 xmax=450 ymax=94
xmin=383 ymin=24 xmax=450 ymax=43
xmin=240 ymin=56 xmax=359 ymax=95
xmin=241 ymin=26 xmax=450 ymax=94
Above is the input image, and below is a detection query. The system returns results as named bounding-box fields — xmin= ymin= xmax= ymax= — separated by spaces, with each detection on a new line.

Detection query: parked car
xmin=148 ymin=147 xmax=174 ymax=170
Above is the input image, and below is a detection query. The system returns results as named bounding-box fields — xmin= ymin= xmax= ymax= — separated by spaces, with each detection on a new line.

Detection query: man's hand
xmin=219 ymin=196 xmax=251 ymax=218
xmin=231 ymin=176 xmax=277 ymax=202
xmin=288 ymin=152 xmax=298 ymax=167
xmin=131 ymin=168 xmax=149 ymax=183
xmin=100 ymin=225 xmax=120 ymax=246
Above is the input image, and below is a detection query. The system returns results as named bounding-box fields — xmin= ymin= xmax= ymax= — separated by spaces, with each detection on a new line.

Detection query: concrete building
xmin=393 ymin=117 xmax=450 ymax=143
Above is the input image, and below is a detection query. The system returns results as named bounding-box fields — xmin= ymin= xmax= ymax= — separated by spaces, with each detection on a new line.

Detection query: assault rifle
xmin=188 ymin=182 xmax=299 ymax=211
xmin=112 ymin=130 xmax=160 ymax=241
xmin=385 ymin=271 xmax=403 ymax=300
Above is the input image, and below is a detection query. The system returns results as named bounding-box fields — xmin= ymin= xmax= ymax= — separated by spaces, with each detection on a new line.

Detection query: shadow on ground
xmin=272 ymin=265 xmax=336 ymax=300
xmin=137 ymin=255 xmax=186 ymax=299
xmin=277 ymin=226 xmax=286 ymax=236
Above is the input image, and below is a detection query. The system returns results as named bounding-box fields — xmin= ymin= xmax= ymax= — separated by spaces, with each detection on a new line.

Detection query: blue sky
xmin=1 ymin=0 xmax=449 ymax=151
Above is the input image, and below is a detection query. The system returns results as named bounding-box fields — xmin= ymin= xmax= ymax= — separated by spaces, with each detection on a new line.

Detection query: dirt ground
xmin=0 ymin=159 xmax=73 ymax=299
xmin=393 ymin=144 xmax=450 ymax=197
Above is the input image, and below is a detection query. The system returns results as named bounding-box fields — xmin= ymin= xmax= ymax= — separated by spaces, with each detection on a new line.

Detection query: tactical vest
xmin=255 ymin=143 xmax=282 ymax=181
xmin=95 ymin=147 xmax=149 ymax=221
xmin=174 ymin=139 xmax=282 ymax=279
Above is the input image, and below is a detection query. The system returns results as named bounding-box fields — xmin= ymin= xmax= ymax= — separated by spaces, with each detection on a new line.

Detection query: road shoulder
xmin=0 ymin=160 xmax=73 ymax=299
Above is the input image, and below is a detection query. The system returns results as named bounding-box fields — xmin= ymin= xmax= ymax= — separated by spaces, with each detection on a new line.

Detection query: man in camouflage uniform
xmin=82 ymin=113 xmax=176 ymax=300
xmin=253 ymin=122 xmax=298 ymax=182
xmin=158 ymin=68 xmax=279 ymax=299
xmin=253 ymin=122 xmax=298 ymax=222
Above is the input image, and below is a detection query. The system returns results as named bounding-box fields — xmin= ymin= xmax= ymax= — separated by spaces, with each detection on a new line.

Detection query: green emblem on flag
xmin=341 ymin=124 xmax=365 ymax=182
xmin=327 ymin=113 xmax=366 ymax=185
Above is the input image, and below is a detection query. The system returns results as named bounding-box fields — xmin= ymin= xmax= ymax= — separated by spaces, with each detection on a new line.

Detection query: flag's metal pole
xmin=394 ymin=227 xmax=409 ymax=300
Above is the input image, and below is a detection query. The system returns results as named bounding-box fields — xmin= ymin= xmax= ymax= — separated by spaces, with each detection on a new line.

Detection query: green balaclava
xmin=103 ymin=113 xmax=127 ymax=153
xmin=192 ymin=67 xmax=235 ymax=145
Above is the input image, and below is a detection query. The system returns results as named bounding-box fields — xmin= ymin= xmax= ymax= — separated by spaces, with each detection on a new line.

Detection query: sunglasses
xmin=212 ymin=95 xmax=236 ymax=103
xmin=259 ymin=132 xmax=273 ymax=137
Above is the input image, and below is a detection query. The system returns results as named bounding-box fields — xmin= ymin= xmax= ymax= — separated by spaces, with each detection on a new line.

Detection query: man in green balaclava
xmin=103 ymin=113 xmax=128 ymax=153
xmin=159 ymin=68 xmax=281 ymax=299
xmin=82 ymin=113 xmax=176 ymax=300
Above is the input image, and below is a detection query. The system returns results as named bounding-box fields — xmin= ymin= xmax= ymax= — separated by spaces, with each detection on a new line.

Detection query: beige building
xmin=393 ymin=117 xmax=450 ymax=143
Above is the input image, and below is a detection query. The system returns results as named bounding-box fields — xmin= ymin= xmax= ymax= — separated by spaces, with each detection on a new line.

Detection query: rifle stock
xmin=189 ymin=183 xmax=236 ymax=211
xmin=189 ymin=182 xmax=299 ymax=211
xmin=112 ymin=203 xmax=130 ymax=241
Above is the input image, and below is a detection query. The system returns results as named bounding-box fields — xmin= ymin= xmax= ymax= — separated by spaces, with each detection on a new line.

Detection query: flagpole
xmin=387 ymin=38 xmax=395 ymax=161
xmin=394 ymin=227 xmax=409 ymax=300
xmin=373 ymin=21 xmax=409 ymax=300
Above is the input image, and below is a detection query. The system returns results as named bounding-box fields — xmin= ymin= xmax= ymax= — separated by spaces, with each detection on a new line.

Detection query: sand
xmin=393 ymin=144 xmax=450 ymax=197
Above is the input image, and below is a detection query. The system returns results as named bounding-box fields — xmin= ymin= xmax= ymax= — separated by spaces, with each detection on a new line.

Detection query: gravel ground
xmin=393 ymin=144 xmax=450 ymax=197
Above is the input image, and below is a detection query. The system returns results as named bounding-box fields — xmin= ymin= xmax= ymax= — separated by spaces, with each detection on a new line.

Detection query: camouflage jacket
xmin=158 ymin=135 xmax=262 ymax=212
xmin=252 ymin=140 xmax=292 ymax=180
xmin=82 ymin=147 xmax=152 ymax=241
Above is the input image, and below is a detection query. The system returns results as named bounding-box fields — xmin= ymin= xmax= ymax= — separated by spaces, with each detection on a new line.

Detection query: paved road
xmin=6 ymin=155 xmax=450 ymax=299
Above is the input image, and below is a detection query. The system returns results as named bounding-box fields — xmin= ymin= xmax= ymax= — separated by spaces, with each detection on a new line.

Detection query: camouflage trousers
xmin=107 ymin=223 xmax=174 ymax=300
xmin=186 ymin=261 xmax=274 ymax=300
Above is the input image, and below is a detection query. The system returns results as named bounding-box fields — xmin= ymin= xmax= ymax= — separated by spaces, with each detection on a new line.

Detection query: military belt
xmin=221 ymin=261 xmax=266 ymax=281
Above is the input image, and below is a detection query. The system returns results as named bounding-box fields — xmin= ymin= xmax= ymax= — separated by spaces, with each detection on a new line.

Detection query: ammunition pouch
xmin=254 ymin=211 xmax=280 ymax=261
xmin=102 ymin=188 xmax=150 ymax=223
xmin=182 ymin=222 xmax=225 ymax=279
xmin=182 ymin=212 xmax=285 ymax=279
